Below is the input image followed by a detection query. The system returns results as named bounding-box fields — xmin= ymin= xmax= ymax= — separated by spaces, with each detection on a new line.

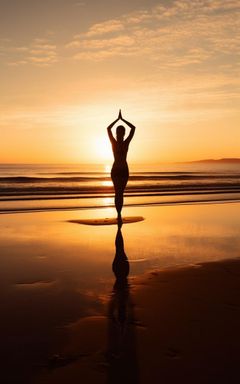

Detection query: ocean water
xmin=0 ymin=162 xmax=239 ymax=213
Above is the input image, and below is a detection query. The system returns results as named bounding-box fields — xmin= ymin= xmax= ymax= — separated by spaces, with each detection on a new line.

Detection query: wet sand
xmin=0 ymin=203 xmax=239 ymax=383
xmin=133 ymin=259 xmax=240 ymax=384
xmin=34 ymin=259 xmax=240 ymax=384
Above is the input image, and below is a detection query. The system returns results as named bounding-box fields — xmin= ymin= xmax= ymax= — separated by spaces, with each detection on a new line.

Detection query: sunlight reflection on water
xmin=102 ymin=180 xmax=113 ymax=187
xmin=103 ymin=197 xmax=114 ymax=206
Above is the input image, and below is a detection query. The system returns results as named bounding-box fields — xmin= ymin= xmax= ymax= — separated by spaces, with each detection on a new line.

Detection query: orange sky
xmin=0 ymin=0 xmax=239 ymax=164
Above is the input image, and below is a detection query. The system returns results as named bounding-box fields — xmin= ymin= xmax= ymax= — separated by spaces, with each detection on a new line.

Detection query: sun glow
xmin=94 ymin=136 xmax=113 ymax=162
xmin=104 ymin=164 xmax=111 ymax=173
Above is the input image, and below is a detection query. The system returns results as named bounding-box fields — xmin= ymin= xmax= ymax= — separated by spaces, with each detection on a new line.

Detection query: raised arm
xmin=122 ymin=117 xmax=136 ymax=144
xmin=107 ymin=118 xmax=119 ymax=144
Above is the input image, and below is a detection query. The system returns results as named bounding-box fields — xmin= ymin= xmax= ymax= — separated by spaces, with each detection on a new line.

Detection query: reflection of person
xmin=107 ymin=110 xmax=135 ymax=220
xmin=111 ymin=223 xmax=129 ymax=331
xmin=106 ymin=223 xmax=139 ymax=384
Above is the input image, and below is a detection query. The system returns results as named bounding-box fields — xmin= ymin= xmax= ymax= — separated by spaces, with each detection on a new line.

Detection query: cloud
xmin=27 ymin=42 xmax=57 ymax=65
xmin=2 ymin=37 xmax=58 ymax=67
xmin=66 ymin=20 xmax=126 ymax=48
xmin=66 ymin=0 xmax=240 ymax=70
xmin=62 ymin=0 xmax=240 ymax=113
xmin=74 ymin=1 xmax=85 ymax=6
xmin=85 ymin=20 xmax=125 ymax=37
xmin=2 ymin=0 xmax=239 ymax=75
xmin=7 ymin=60 xmax=28 ymax=66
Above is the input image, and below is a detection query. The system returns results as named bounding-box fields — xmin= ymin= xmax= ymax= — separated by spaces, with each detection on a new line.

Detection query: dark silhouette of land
xmin=107 ymin=110 xmax=135 ymax=220
xmin=186 ymin=158 xmax=240 ymax=164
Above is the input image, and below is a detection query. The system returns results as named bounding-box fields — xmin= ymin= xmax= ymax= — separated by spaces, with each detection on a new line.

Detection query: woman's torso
xmin=111 ymin=141 xmax=129 ymax=170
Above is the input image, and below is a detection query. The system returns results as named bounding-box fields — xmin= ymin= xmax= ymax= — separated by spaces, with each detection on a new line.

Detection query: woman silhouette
xmin=107 ymin=110 xmax=135 ymax=220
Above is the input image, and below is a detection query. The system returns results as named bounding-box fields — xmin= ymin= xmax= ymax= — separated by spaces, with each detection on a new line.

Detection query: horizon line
xmin=0 ymin=157 xmax=240 ymax=166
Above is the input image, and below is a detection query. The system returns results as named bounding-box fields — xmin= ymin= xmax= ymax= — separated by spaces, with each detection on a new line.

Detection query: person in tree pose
xmin=107 ymin=110 xmax=136 ymax=220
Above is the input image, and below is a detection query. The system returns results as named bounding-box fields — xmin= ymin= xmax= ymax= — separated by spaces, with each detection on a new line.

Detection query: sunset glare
xmin=0 ymin=0 xmax=239 ymax=164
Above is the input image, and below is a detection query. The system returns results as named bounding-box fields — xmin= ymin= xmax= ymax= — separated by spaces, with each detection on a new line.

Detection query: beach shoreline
xmin=0 ymin=202 xmax=239 ymax=383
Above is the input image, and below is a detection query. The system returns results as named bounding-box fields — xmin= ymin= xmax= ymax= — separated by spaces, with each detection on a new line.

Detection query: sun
xmin=94 ymin=136 xmax=113 ymax=162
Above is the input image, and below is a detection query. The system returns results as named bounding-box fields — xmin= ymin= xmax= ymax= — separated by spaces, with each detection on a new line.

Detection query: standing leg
xmin=115 ymin=190 xmax=124 ymax=218
xmin=112 ymin=173 xmax=128 ymax=220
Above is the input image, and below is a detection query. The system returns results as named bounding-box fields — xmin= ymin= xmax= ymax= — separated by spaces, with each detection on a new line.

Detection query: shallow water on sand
xmin=0 ymin=202 xmax=240 ymax=382
xmin=1 ymin=203 xmax=240 ymax=281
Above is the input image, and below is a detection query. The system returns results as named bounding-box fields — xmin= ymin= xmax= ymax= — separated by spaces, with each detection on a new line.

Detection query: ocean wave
xmin=0 ymin=193 xmax=239 ymax=214
xmin=0 ymin=169 xmax=240 ymax=212
xmin=0 ymin=172 xmax=240 ymax=184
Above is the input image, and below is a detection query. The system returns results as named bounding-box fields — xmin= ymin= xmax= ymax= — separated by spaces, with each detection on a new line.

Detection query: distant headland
xmin=186 ymin=158 xmax=240 ymax=164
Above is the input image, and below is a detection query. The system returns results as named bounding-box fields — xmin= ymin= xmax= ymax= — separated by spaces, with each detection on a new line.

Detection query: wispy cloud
xmin=85 ymin=19 xmax=125 ymax=37
xmin=73 ymin=1 xmax=85 ymax=7
xmin=2 ymin=37 xmax=58 ymax=67
xmin=2 ymin=0 xmax=239 ymax=71
xmin=66 ymin=0 xmax=240 ymax=70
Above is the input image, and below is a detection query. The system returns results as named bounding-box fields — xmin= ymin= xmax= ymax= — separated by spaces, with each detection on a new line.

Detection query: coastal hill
xmin=187 ymin=158 xmax=240 ymax=164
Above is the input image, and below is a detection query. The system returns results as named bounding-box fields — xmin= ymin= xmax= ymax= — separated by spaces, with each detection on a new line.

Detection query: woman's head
xmin=116 ymin=125 xmax=125 ymax=141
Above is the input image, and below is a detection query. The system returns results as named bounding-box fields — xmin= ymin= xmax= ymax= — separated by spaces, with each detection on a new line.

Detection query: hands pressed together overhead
xmin=107 ymin=109 xmax=136 ymax=148
xmin=118 ymin=109 xmax=122 ymax=120
xmin=109 ymin=109 xmax=135 ymax=129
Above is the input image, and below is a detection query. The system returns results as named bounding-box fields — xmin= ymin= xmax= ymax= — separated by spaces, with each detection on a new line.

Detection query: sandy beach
xmin=0 ymin=202 xmax=240 ymax=383
xmin=34 ymin=259 xmax=240 ymax=384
